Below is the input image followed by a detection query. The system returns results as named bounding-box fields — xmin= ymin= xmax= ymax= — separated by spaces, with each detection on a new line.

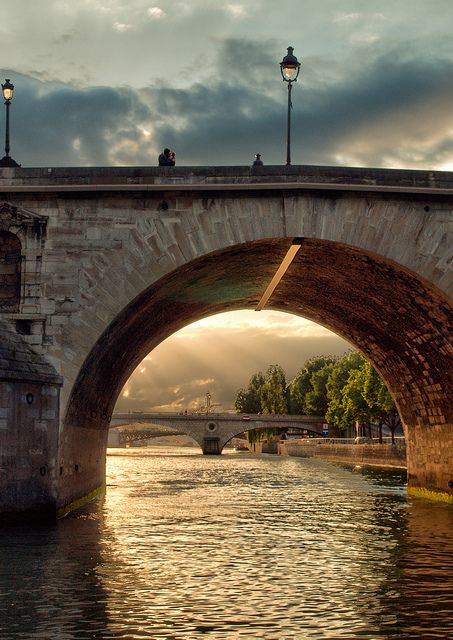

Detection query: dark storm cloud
xmin=299 ymin=51 xmax=453 ymax=166
xmin=4 ymin=38 xmax=453 ymax=168
xmin=150 ymin=41 xmax=453 ymax=166
xmin=7 ymin=74 xmax=153 ymax=167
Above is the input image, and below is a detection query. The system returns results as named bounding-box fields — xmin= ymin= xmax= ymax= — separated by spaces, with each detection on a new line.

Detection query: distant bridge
xmin=110 ymin=412 xmax=325 ymax=454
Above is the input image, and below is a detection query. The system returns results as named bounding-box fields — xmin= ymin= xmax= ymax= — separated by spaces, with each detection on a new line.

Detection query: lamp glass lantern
xmin=280 ymin=47 xmax=300 ymax=83
xmin=2 ymin=79 xmax=14 ymax=102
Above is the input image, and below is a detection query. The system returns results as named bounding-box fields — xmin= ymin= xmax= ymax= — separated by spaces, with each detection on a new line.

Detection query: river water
xmin=1 ymin=448 xmax=453 ymax=639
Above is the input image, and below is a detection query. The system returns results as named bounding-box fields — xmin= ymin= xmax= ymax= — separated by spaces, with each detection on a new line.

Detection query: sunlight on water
xmin=1 ymin=448 xmax=453 ymax=639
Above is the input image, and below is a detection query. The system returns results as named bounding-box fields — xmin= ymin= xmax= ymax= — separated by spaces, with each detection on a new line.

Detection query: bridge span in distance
xmin=110 ymin=412 xmax=325 ymax=454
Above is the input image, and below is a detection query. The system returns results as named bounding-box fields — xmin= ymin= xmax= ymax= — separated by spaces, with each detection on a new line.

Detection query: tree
xmin=245 ymin=427 xmax=284 ymax=449
xmin=288 ymin=356 xmax=338 ymax=414
xmin=326 ymin=356 xmax=401 ymax=441
xmin=304 ymin=361 xmax=336 ymax=415
xmin=361 ymin=361 xmax=401 ymax=443
xmin=234 ymin=353 xmax=401 ymax=445
xmin=234 ymin=372 xmax=265 ymax=413
xmin=261 ymin=364 xmax=288 ymax=414
xmin=325 ymin=351 xmax=366 ymax=430
xmin=339 ymin=367 xmax=374 ymax=433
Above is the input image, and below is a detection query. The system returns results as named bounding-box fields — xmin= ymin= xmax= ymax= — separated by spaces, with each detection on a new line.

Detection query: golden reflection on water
xmin=0 ymin=448 xmax=452 ymax=639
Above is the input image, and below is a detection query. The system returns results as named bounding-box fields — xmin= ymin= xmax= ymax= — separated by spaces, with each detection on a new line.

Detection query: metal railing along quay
xmin=289 ymin=437 xmax=405 ymax=445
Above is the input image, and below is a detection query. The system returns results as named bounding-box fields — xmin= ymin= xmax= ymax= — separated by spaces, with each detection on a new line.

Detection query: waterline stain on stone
xmin=408 ymin=486 xmax=453 ymax=505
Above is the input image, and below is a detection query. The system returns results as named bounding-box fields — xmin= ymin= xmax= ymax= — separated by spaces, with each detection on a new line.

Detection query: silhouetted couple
xmin=158 ymin=148 xmax=176 ymax=166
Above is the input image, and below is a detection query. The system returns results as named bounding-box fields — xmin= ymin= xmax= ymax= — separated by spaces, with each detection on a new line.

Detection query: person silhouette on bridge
xmin=158 ymin=148 xmax=176 ymax=166
xmin=252 ymin=153 xmax=263 ymax=166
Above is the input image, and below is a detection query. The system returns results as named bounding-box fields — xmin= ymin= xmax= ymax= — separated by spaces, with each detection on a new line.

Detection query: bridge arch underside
xmin=221 ymin=425 xmax=324 ymax=449
xmin=62 ymin=237 xmax=452 ymax=510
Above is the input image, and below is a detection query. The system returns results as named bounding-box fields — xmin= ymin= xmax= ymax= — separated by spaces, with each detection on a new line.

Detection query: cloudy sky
xmin=4 ymin=0 xmax=452 ymax=411
xmin=115 ymin=311 xmax=352 ymax=412
xmin=4 ymin=0 xmax=453 ymax=169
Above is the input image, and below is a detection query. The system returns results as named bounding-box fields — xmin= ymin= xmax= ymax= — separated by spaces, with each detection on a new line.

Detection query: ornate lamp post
xmin=0 ymin=79 xmax=20 ymax=167
xmin=280 ymin=47 xmax=301 ymax=165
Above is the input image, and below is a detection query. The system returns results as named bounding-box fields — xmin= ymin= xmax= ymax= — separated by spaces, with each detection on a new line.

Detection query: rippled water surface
xmin=1 ymin=448 xmax=453 ymax=639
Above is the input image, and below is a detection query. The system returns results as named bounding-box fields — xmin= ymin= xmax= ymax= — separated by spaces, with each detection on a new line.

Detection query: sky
xmin=115 ymin=311 xmax=352 ymax=413
xmin=3 ymin=0 xmax=453 ymax=169
xmin=3 ymin=0 xmax=452 ymax=411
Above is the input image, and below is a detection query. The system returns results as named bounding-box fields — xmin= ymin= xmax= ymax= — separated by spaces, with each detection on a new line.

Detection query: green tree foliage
xmin=362 ymin=361 xmax=394 ymax=416
xmin=234 ymin=366 xmax=288 ymax=444
xmin=304 ymin=361 xmax=336 ymax=415
xmin=234 ymin=352 xmax=400 ymax=441
xmin=361 ymin=361 xmax=400 ymax=442
xmin=325 ymin=351 xmax=366 ymax=428
xmin=326 ymin=355 xmax=400 ymax=439
xmin=234 ymin=372 xmax=265 ymax=413
xmin=339 ymin=367 xmax=374 ymax=430
xmin=288 ymin=356 xmax=337 ymax=414
xmin=245 ymin=427 xmax=284 ymax=448
xmin=261 ymin=364 xmax=288 ymax=414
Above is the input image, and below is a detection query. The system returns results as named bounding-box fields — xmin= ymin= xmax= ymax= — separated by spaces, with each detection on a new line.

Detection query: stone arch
xmin=59 ymin=237 xmax=453 ymax=512
xmin=0 ymin=230 xmax=22 ymax=312
xmin=220 ymin=425 xmax=325 ymax=454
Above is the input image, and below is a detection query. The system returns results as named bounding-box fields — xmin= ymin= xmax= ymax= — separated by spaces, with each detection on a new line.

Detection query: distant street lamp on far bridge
xmin=279 ymin=46 xmax=301 ymax=166
xmin=0 ymin=79 xmax=20 ymax=168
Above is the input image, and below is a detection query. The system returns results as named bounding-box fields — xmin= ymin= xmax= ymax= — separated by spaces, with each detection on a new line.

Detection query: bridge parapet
xmin=1 ymin=165 xmax=453 ymax=193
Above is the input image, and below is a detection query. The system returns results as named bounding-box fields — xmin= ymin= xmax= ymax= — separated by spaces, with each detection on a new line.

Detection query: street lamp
xmin=0 ymin=79 xmax=20 ymax=167
xmin=279 ymin=47 xmax=301 ymax=166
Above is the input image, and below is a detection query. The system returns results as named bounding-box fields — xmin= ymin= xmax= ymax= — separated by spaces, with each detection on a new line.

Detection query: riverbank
xmin=277 ymin=438 xmax=407 ymax=469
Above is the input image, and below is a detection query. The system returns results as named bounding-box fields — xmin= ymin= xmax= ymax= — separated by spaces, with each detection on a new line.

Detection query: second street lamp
xmin=280 ymin=47 xmax=301 ymax=166
xmin=0 ymin=78 xmax=20 ymax=168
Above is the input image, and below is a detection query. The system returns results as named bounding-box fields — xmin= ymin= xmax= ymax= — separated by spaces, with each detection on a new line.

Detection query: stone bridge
xmin=110 ymin=413 xmax=326 ymax=453
xmin=0 ymin=164 xmax=452 ymax=517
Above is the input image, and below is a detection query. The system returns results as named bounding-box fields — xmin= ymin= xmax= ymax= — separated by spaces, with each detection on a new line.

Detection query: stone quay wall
xmin=279 ymin=439 xmax=407 ymax=469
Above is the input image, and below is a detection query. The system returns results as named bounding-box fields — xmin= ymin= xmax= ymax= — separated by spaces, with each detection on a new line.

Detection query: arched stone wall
xmin=59 ymin=238 xmax=452 ymax=511
xmin=49 ymin=191 xmax=451 ymax=414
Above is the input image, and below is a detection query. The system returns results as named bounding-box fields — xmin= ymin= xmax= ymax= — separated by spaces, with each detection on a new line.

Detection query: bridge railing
xmin=286 ymin=437 xmax=405 ymax=445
